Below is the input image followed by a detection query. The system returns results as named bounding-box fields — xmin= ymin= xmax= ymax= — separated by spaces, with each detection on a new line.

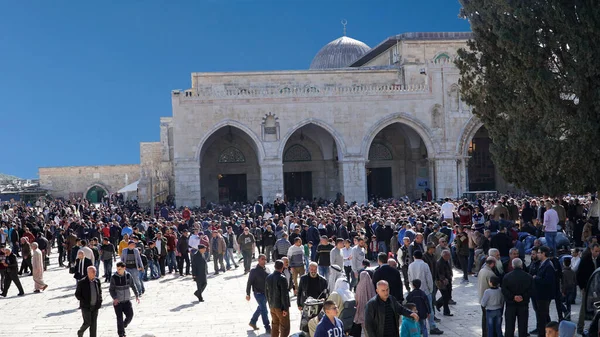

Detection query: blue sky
xmin=0 ymin=0 xmax=470 ymax=179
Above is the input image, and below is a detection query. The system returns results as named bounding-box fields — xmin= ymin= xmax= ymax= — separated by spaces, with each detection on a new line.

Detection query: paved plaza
xmin=1 ymin=249 xmax=588 ymax=337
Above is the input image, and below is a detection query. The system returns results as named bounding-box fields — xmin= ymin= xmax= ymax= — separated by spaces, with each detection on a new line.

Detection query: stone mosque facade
xmin=40 ymin=31 xmax=512 ymax=207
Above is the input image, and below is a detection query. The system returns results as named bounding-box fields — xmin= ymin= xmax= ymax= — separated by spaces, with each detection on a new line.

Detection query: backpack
xmin=140 ymin=254 xmax=148 ymax=269
xmin=339 ymin=299 xmax=356 ymax=333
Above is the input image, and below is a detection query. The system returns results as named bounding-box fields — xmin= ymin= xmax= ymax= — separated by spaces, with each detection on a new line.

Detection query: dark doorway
xmin=367 ymin=167 xmax=392 ymax=199
xmin=218 ymin=174 xmax=247 ymax=203
xmin=468 ymin=127 xmax=496 ymax=191
xmin=284 ymin=171 xmax=312 ymax=202
xmin=86 ymin=186 xmax=106 ymax=203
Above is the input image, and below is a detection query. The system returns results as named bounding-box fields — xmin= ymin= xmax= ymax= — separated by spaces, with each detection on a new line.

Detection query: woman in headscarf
xmin=351 ymin=270 xmax=376 ymax=336
xmin=334 ymin=277 xmax=354 ymax=302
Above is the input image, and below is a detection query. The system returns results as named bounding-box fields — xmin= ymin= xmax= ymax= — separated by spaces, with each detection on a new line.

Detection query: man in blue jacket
xmin=534 ymin=246 xmax=555 ymax=337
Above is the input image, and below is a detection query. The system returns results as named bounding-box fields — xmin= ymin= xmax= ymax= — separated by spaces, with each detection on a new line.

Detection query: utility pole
xmin=150 ymin=173 xmax=155 ymax=215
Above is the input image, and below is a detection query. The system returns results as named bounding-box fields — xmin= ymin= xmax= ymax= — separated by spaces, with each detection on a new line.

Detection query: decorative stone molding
xmin=456 ymin=116 xmax=484 ymax=157
xmin=261 ymin=112 xmax=280 ymax=142
xmin=179 ymin=83 xmax=428 ymax=101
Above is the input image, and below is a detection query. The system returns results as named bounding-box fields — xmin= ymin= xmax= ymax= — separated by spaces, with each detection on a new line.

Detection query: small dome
xmin=309 ymin=36 xmax=370 ymax=70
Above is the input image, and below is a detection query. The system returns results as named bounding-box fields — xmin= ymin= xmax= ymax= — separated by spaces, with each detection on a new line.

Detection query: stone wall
xmin=39 ymin=165 xmax=140 ymax=199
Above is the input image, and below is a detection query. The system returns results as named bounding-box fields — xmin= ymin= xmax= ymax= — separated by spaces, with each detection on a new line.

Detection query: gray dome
xmin=309 ymin=36 xmax=370 ymax=70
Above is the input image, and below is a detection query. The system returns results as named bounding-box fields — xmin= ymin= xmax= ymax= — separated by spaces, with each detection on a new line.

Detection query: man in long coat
xmin=31 ymin=242 xmax=48 ymax=292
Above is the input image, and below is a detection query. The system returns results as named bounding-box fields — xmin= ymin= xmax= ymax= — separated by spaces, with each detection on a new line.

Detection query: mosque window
xmin=368 ymin=143 xmax=393 ymax=161
xmin=283 ymin=144 xmax=311 ymax=162
xmin=434 ymin=52 xmax=451 ymax=62
xmin=218 ymin=147 xmax=246 ymax=163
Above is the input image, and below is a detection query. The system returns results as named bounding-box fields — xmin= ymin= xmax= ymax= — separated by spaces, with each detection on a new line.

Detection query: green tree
xmin=456 ymin=0 xmax=600 ymax=195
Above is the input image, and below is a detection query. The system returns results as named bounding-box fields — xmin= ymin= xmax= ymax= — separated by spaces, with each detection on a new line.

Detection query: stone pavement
xmin=1 ymin=249 xmax=590 ymax=337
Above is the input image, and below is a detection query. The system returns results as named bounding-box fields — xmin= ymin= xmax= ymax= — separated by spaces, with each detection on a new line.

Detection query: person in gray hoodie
xmin=109 ymin=261 xmax=140 ymax=337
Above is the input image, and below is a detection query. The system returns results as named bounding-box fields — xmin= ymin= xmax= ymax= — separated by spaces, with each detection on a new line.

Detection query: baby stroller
xmin=299 ymin=297 xmax=325 ymax=336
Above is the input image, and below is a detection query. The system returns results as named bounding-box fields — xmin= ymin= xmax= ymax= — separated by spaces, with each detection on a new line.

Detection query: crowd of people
xmin=1 ymin=193 xmax=599 ymax=337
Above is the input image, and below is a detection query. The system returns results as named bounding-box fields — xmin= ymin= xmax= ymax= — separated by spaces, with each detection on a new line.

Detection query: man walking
xmin=109 ymin=261 xmax=140 ymax=337
xmin=154 ymin=231 xmax=168 ymax=277
xmin=502 ymin=258 xmax=533 ymax=337
xmin=246 ymin=254 xmax=271 ymax=333
xmin=31 ymin=242 xmax=48 ymax=293
xmin=265 ymin=260 xmax=291 ymax=337
xmin=287 ymin=237 xmax=305 ymax=295
xmin=210 ymin=231 xmax=226 ymax=275
xmin=75 ymin=266 xmax=102 ymax=337
xmin=224 ymin=226 xmax=239 ymax=270
xmin=100 ymin=237 xmax=116 ymax=283
xmin=0 ymin=247 xmax=24 ymax=297
xmin=408 ymin=250 xmax=443 ymax=334
xmin=238 ymin=227 xmax=256 ymax=274
xmin=191 ymin=244 xmax=208 ymax=302
xmin=364 ymin=280 xmax=419 ymax=337
xmin=177 ymin=229 xmax=191 ymax=276
xmin=120 ymin=240 xmax=144 ymax=295
xmin=534 ymin=246 xmax=556 ymax=337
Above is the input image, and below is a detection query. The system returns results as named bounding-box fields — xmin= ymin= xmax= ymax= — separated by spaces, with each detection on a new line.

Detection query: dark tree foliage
xmin=456 ymin=0 xmax=600 ymax=195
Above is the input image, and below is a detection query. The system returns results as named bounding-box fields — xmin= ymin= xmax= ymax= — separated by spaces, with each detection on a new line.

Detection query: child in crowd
xmin=406 ymin=279 xmax=431 ymax=337
xmin=481 ymin=275 xmax=504 ymax=337
xmin=369 ymin=236 xmax=378 ymax=260
xmin=400 ymin=303 xmax=421 ymax=337
xmin=562 ymin=257 xmax=577 ymax=320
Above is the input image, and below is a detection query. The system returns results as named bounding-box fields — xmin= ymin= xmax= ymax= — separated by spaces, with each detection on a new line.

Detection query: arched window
xmin=218 ymin=147 xmax=246 ymax=163
xmin=368 ymin=143 xmax=393 ymax=161
xmin=283 ymin=144 xmax=311 ymax=162
xmin=434 ymin=52 xmax=451 ymax=63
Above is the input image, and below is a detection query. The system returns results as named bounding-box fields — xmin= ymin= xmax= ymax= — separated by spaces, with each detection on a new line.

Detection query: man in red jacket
xmin=164 ymin=228 xmax=178 ymax=274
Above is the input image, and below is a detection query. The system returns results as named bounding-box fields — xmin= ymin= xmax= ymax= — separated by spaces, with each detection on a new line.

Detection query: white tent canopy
xmin=117 ymin=180 xmax=139 ymax=194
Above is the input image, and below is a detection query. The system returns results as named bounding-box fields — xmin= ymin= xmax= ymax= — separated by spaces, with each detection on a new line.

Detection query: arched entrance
xmin=281 ymin=123 xmax=341 ymax=202
xmin=85 ymin=185 xmax=107 ymax=203
xmin=366 ymin=123 xmax=429 ymax=200
xmin=467 ymin=126 xmax=496 ymax=191
xmin=199 ymin=126 xmax=261 ymax=203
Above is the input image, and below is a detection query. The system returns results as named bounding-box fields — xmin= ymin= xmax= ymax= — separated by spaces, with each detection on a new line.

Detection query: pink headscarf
xmin=354 ymin=271 xmax=376 ymax=325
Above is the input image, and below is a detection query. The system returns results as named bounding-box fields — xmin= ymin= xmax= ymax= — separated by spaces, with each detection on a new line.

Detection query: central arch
xmin=362 ymin=113 xmax=434 ymax=200
xmin=280 ymin=121 xmax=343 ymax=202
xmin=198 ymin=125 xmax=262 ymax=204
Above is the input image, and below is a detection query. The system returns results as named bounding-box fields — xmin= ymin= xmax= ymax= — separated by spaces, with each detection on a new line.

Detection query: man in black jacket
xmin=191 ymin=244 xmax=208 ymax=302
xmin=266 ymin=260 xmax=290 ymax=337
xmin=502 ymin=258 xmax=533 ymax=337
xmin=372 ymin=253 xmax=404 ymax=303
xmin=297 ymin=262 xmax=328 ymax=310
xmin=75 ymin=265 xmax=102 ymax=337
xmin=263 ymin=226 xmax=276 ymax=263
xmin=154 ymin=231 xmax=168 ymax=277
xmin=246 ymin=254 xmax=271 ymax=333
xmin=576 ymin=243 xmax=600 ymax=333
xmin=177 ymin=229 xmax=190 ymax=276
xmin=0 ymin=247 xmax=24 ymax=297
xmin=365 ymin=280 xmax=419 ymax=337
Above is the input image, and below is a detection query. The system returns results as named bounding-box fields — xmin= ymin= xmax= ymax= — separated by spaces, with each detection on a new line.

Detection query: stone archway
xmin=281 ymin=122 xmax=341 ymax=202
xmin=199 ymin=125 xmax=261 ymax=204
xmin=364 ymin=122 xmax=430 ymax=200
xmin=457 ymin=117 xmax=512 ymax=193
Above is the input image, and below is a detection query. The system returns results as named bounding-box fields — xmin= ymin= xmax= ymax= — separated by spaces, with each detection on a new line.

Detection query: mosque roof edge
xmin=350 ymin=31 xmax=473 ymax=67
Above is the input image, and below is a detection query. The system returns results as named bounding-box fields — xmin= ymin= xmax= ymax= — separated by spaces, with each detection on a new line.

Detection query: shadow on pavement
xmin=169 ymin=301 xmax=197 ymax=312
xmin=223 ymin=274 xmax=244 ymax=280
xmin=44 ymin=307 xmax=79 ymax=317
